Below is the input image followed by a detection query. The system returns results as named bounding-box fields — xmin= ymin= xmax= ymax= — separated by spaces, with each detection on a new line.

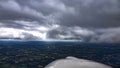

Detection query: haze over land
xmin=0 ymin=0 xmax=120 ymax=43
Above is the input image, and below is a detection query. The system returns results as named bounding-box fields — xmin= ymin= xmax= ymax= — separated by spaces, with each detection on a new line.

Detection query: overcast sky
xmin=0 ymin=0 xmax=120 ymax=43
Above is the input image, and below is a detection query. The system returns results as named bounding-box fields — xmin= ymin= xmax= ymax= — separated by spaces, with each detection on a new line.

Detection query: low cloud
xmin=0 ymin=21 xmax=120 ymax=43
xmin=47 ymin=26 xmax=120 ymax=43
xmin=47 ymin=26 xmax=95 ymax=42
xmin=0 ymin=27 xmax=45 ymax=40
xmin=91 ymin=27 xmax=120 ymax=43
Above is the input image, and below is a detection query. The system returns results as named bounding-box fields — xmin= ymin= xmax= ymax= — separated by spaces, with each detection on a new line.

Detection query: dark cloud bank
xmin=0 ymin=0 xmax=120 ymax=43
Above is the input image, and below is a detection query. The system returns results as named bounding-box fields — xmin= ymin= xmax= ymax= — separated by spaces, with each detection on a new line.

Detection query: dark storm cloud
xmin=0 ymin=0 xmax=120 ymax=27
xmin=0 ymin=0 xmax=56 ymax=26
xmin=0 ymin=0 xmax=120 ymax=43
xmin=58 ymin=0 xmax=120 ymax=28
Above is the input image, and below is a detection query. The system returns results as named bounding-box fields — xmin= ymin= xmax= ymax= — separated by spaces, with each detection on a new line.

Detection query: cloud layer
xmin=0 ymin=0 xmax=120 ymax=43
xmin=45 ymin=56 xmax=112 ymax=68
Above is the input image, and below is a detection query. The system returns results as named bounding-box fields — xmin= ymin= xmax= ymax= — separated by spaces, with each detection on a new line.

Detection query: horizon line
xmin=0 ymin=39 xmax=82 ymax=42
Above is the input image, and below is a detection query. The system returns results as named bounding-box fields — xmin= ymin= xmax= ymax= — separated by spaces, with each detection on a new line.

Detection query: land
xmin=0 ymin=41 xmax=120 ymax=68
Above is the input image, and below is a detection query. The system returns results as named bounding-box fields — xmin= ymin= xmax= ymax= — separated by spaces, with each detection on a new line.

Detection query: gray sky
xmin=0 ymin=0 xmax=120 ymax=43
